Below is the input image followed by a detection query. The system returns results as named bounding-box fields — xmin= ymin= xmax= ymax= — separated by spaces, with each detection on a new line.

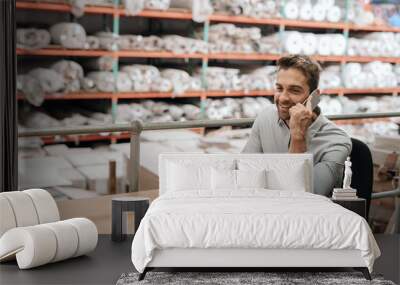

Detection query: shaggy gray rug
xmin=116 ymin=271 xmax=395 ymax=285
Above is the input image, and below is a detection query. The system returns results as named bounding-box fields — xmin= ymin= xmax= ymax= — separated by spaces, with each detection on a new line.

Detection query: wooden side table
xmin=331 ymin=197 xmax=366 ymax=219
xmin=112 ymin=197 xmax=150 ymax=242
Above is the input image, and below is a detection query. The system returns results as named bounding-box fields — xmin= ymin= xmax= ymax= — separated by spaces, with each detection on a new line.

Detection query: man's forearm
xmin=289 ymin=135 xmax=307 ymax=153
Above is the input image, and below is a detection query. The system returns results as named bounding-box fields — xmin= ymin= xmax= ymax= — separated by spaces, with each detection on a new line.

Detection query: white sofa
xmin=0 ymin=189 xmax=98 ymax=269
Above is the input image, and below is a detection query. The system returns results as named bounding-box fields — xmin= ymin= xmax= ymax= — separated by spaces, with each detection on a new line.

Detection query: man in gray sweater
xmin=242 ymin=55 xmax=352 ymax=196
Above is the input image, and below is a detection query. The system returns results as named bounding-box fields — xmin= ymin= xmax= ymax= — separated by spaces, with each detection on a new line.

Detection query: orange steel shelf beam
xmin=16 ymin=47 xmax=112 ymax=57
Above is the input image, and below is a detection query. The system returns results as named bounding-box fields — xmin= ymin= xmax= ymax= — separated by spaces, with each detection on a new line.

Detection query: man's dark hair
xmin=277 ymin=55 xmax=322 ymax=92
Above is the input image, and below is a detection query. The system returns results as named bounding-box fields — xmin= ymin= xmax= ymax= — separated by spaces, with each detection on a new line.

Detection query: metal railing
xmin=19 ymin=111 xmax=400 ymax=232
xmin=19 ymin=111 xmax=400 ymax=193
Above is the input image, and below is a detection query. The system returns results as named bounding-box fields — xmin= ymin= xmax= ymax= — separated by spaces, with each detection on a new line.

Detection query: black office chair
xmin=349 ymin=138 xmax=374 ymax=219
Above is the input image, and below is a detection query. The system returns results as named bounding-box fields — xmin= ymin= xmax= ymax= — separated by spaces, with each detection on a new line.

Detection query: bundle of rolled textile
xmin=82 ymin=56 xmax=115 ymax=71
xmin=160 ymin=69 xmax=193 ymax=95
xmin=123 ymin=0 xmax=170 ymax=16
xmin=319 ymin=95 xmax=400 ymax=116
xmin=68 ymin=0 xmax=113 ymax=17
xmin=198 ymin=67 xmax=241 ymax=91
xmin=170 ymin=0 xmax=213 ymax=22
xmin=211 ymin=0 xmax=280 ymax=19
xmin=28 ymin=68 xmax=65 ymax=93
xmin=205 ymin=96 xmax=273 ymax=119
xmin=283 ymin=32 xmax=346 ymax=56
xmin=200 ymin=24 xmax=261 ymax=53
xmin=257 ymin=34 xmax=281 ymax=54
xmin=16 ymin=28 xmax=51 ymax=50
xmin=319 ymin=65 xmax=342 ymax=89
xmin=51 ymin=60 xmax=84 ymax=93
xmin=240 ymin=67 xmax=274 ymax=91
xmin=121 ymin=64 xmax=161 ymax=92
xmin=162 ymin=35 xmax=208 ymax=54
xmin=115 ymin=101 xmax=201 ymax=123
xmin=95 ymin=32 xmax=119 ymax=51
xmin=343 ymin=62 xmax=398 ymax=89
xmin=17 ymin=75 xmax=45 ymax=107
xmin=85 ymin=71 xmax=133 ymax=92
xmin=280 ymin=0 xmax=343 ymax=23
xmin=50 ymin=22 xmax=88 ymax=49
xmin=347 ymin=33 xmax=400 ymax=57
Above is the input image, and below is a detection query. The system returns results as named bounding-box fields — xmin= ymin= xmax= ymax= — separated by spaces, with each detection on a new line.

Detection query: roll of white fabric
xmin=63 ymin=218 xmax=98 ymax=257
xmin=284 ymin=31 xmax=303 ymax=54
xmin=17 ymin=75 xmax=44 ymax=106
xmin=302 ymin=33 xmax=317 ymax=55
xmin=84 ymin=56 xmax=115 ymax=71
xmin=23 ymin=189 xmax=60 ymax=224
xmin=42 ymin=221 xmax=79 ymax=262
xmin=160 ymin=69 xmax=191 ymax=94
xmin=284 ymin=1 xmax=299 ymax=19
xmin=347 ymin=38 xmax=359 ymax=56
xmin=0 ymin=192 xmax=39 ymax=227
xmin=86 ymin=72 xmax=115 ymax=92
xmin=317 ymin=35 xmax=331 ymax=55
xmin=0 ymin=226 xmax=57 ymax=269
xmin=170 ymin=0 xmax=213 ymax=23
xmin=312 ymin=3 xmax=327 ymax=22
xmin=299 ymin=2 xmax=312 ymax=21
xmin=50 ymin=23 xmax=87 ymax=49
xmin=326 ymin=6 xmax=342 ymax=22
xmin=96 ymin=32 xmax=119 ymax=51
xmin=116 ymin=72 xmax=133 ymax=92
xmin=0 ymin=196 xmax=17 ymax=237
xmin=150 ymin=77 xmax=173 ymax=92
xmin=85 ymin=36 xmax=100 ymax=49
xmin=330 ymin=34 xmax=346 ymax=55
xmin=123 ymin=0 xmax=144 ymax=15
xmin=144 ymin=0 xmax=170 ymax=10
xmin=257 ymin=34 xmax=280 ymax=54
xmin=16 ymin=28 xmax=51 ymax=50
xmin=51 ymin=60 xmax=84 ymax=92
xmin=28 ymin=68 xmax=65 ymax=93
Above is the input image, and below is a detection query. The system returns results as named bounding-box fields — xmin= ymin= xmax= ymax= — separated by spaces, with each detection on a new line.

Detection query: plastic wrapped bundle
xmin=162 ymin=35 xmax=208 ymax=54
xmin=257 ymin=34 xmax=281 ymax=54
xmin=16 ymin=28 xmax=51 ymax=50
xmin=121 ymin=64 xmax=160 ymax=92
xmin=123 ymin=0 xmax=170 ymax=15
xmin=201 ymin=67 xmax=241 ymax=91
xmin=83 ymin=56 xmax=115 ymax=71
xmin=141 ymin=36 xmax=163 ymax=51
xmin=299 ymin=1 xmax=312 ymax=20
xmin=86 ymin=36 xmax=100 ymax=49
xmin=21 ymin=111 xmax=63 ymax=129
xmin=86 ymin=72 xmax=115 ymax=92
xmin=96 ymin=32 xmax=119 ymax=51
xmin=240 ymin=68 xmax=273 ymax=91
xmin=115 ymin=72 xmax=133 ymax=92
xmin=283 ymin=1 xmax=299 ymax=20
xmin=150 ymin=77 xmax=173 ymax=92
xmin=211 ymin=0 xmax=279 ymax=19
xmin=283 ymin=31 xmax=303 ymax=54
xmin=28 ymin=68 xmax=65 ymax=93
xmin=118 ymin=35 xmax=145 ymax=50
xmin=170 ymin=0 xmax=213 ymax=22
xmin=51 ymin=60 xmax=84 ymax=93
xmin=319 ymin=65 xmax=341 ymax=89
xmin=17 ymin=75 xmax=45 ymax=106
xmin=50 ymin=23 xmax=88 ymax=49
xmin=302 ymin=33 xmax=318 ymax=55
xmin=182 ymin=104 xmax=201 ymax=120
xmin=160 ymin=69 xmax=192 ymax=95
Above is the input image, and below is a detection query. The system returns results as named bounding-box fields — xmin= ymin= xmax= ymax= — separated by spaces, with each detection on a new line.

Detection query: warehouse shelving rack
xmin=16 ymin=0 xmax=400 ymax=144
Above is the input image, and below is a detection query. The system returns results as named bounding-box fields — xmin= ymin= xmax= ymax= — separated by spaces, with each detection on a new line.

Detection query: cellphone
xmin=303 ymin=89 xmax=320 ymax=111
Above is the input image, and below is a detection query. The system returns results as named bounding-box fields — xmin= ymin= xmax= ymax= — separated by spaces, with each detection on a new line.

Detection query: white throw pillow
xmin=167 ymin=162 xmax=211 ymax=192
xmin=211 ymin=168 xmax=236 ymax=191
xmin=236 ymin=169 xmax=268 ymax=189
xmin=211 ymin=168 xmax=268 ymax=191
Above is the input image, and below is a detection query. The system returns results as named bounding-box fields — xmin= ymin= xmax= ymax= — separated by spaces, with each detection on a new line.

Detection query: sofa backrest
xmin=159 ymin=153 xmax=313 ymax=196
xmin=0 ymin=189 xmax=60 ymax=238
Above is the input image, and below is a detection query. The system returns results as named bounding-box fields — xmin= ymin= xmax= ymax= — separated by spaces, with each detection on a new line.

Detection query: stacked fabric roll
xmin=210 ymin=0 xmax=279 ymax=19
xmin=319 ymin=95 xmax=400 ymax=115
xmin=200 ymin=24 xmax=261 ymax=53
xmin=281 ymin=0 xmax=343 ymax=23
xmin=283 ymin=32 xmax=346 ymax=56
xmin=205 ymin=97 xmax=273 ymax=120
xmin=319 ymin=65 xmax=342 ymax=89
xmin=343 ymin=62 xmax=398 ymax=89
xmin=348 ymin=33 xmax=400 ymax=57
xmin=16 ymin=28 xmax=51 ymax=50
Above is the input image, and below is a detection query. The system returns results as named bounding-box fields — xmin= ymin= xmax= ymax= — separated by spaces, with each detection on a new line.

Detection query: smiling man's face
xmin=274 ymin=68 xmax=310 ymax=121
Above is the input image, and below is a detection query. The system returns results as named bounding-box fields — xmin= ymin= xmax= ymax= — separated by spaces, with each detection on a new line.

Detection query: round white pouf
xmin=24 ymin=189 xmax=60 ymax=224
